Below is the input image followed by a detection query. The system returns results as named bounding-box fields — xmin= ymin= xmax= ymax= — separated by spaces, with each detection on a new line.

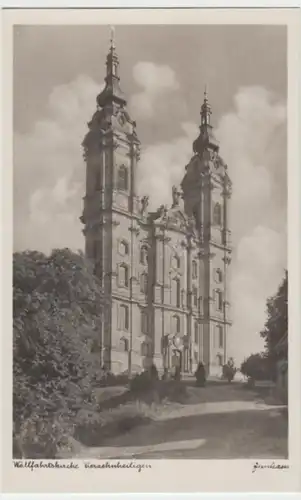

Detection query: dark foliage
xmin=240 ymin=353 xmax=270 ymax=381
xmin=13 ymin=248 xmax=106 ymax=457
xmin=240 ymin=272 xmax=288 ymax=386
xmin=260 ymin=271 xmax=288 ymax=372
xmin=130 ymin=370 xmax=154 ymax=394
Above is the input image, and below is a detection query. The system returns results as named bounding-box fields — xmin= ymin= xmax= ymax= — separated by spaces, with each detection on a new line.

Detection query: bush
xmin=13 ymin=249 xmax=106 ymax=458
xmin=241 ymin=353 xmax=270 ymax=382
xmin=130 ymin=370 xmax=153 ymax=394
xmin=157 ymin=379 xmax=188 ymax=403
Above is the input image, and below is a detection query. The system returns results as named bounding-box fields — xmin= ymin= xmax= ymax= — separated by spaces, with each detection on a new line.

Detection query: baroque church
xmin=81 ymin=34 xmax=232 ymax=377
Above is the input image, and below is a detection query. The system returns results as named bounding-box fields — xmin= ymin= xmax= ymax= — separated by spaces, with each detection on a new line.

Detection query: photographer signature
xmin=252 ymin=461 xmax=289 ymax=473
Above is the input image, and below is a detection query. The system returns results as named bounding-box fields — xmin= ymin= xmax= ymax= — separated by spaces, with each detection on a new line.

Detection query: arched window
xmin=141 ymin=341 xmax=151 ymax=357
xmin=172 ymin=254 xmax=180 ymax=269
xmin=216 ymin=290 xmax=223 ymax=311
xmin=120 ymin=337 xmax=129 ymax=352
xmin=192 ymin=260 xmax=197 ymax=279
xmin=140 ymin=272 xmax=148 ymax=294
xmin=140 ymin=245 xmax=148 ymax=265
xmin=172 ymin=278 xmax=181 ymax=308
xmin=172 ymin=315 xmax=180 ymax=334
xmin=117 ymin=165 xmax=128 ymax=191
xmin=194 ymin=321 xmax=198 ymax=344
xmin=141 ymin=309 xmax=148 ymax=334
xmin=161 ymin=334 xmax=169 ymax=353
xmin=213 ymin=202 xmax=222 ymax=226
xmin=119 ymin=264 xmax=129 ymax=288
xmin=192 ymin=286 xmax=198 ymax=307
xmin=217 ymin=325 xmax=224 ymax=348
xmin=217 ymin=354 xmax=223 ymax=366
xmin=215 ymin=268 xmax=223 ymax=283
xmin=119 ymin=240 xmax=129 ymax=256
xmin=118 ymin=305 xmax=129 ymax=331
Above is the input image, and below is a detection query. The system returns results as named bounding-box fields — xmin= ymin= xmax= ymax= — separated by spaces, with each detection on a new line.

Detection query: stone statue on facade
xmin=140 ymin=195 xmax=149 ymax=216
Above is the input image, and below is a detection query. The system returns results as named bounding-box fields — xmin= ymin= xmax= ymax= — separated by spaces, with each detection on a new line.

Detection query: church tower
xmin=181 ymin=90 xmax=232 ymax=375
xmin=81 ymin=34 xmax=232 ymax=377
xmin=81 ymin=30 xmax=142 ymax=373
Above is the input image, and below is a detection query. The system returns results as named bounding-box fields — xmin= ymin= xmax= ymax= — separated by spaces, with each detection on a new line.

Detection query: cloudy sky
xmin=13 ymin=25 xmax=287 ymax=363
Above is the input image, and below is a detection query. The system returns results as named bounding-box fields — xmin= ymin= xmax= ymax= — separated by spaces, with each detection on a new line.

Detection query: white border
xmin=1 ymin=6 xmax=301 ymax=496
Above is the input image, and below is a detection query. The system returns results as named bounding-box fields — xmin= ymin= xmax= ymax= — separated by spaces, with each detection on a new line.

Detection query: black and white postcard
xmin=1 ymin=6 xmax=300 ymax=495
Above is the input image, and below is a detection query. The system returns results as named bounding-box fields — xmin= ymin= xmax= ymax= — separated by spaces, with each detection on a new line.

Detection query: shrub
xmin=157 ymin=379 xmax=188 ymax=403
xmin=241 ymin=353 xmax=270 ymax=382
xmin=130 ymin=370 xmax=153 ymax=394
xmin=13 ymin=249 xmax=106 ymax=458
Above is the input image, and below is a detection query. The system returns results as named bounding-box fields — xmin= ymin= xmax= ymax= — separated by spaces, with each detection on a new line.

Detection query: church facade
xmin=81 ymin=37 xmax=232 ymax=377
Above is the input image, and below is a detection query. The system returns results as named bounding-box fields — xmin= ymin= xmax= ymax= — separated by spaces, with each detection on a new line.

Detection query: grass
xmin=58 ymin=380 xmax=188 ymax=455
xmin=57 ymin=400 xmax=158 ymax=456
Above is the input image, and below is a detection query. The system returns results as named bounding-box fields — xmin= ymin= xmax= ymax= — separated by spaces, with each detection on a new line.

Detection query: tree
xmin=240 ymin=353 xmax=269 ymax=382
xmin=260 ymin=270 xmax=288 ymax=378
xmin=13 ymin=248 xmax=106 ymax=457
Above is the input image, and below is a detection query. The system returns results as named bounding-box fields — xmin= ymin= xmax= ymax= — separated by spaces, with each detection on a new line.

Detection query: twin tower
xmin=81 ymin=34 xmax=232 ymax=376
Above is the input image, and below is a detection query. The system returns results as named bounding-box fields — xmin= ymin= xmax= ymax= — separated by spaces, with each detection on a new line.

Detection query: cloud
xmin=137 ymin=122 xmax=198 ymax=209
xmin=129 ymin=61 xmax=180 ymax=119
xmin=215 ymin=86 xmax=287 ymax=363
xmin=14 ymin=75 xmax=100 ymax=253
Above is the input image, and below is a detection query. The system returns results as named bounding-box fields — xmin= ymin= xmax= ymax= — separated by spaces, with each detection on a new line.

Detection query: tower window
xmin=120 ymin=337 xmax=129 ymax=352
xmin=161 ymin=334 xmax=169 ymax=353
xmin=117 ymin=165 xmax=128 ymax=191
xmin=217 ymin=325 xmax=224 ymax=348
xmin=119 ymin=240 xmax=129 ymax=256
xmin=216 ymin=290 xmax=223 ymax=311
xmin=213 ymin=203 xmax=222 ymax=226
xmin=215 ymin=268 xmax=223 ymax=283
xmin=172 ymin=278 xmax=181 ymax=307
xmin=192 ymin=286 xmax=198 ymax=307
xmin=140 ymin=272 xmax=148 ymax=294
xmin=118 ymin=264 xmax=129 ymax=288
xmin=172 ymin=255 xmax=180 ymax=269
xmin=194 ymin=321 xmax=198 ymax=344
xmin=192 ymin=260 xmax=197 ymax=279
xmin=141 ymin=309 xmax=148 ymax=334
xmin=118 ymin=305 xmax=129 ymax=331
xmin=140 ymin=245 xmax=148 ymax=265
xmin=172 ymin=315 xmax=180 ymax=334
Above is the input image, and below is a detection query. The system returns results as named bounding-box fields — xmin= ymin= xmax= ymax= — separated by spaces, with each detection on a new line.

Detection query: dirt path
xmin=75 ymin=382 xmax=288 ymax=460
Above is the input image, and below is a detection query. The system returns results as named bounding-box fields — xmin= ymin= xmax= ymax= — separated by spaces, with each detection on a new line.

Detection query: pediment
xmin=153 ymin=205 xmax=196 ymax=235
